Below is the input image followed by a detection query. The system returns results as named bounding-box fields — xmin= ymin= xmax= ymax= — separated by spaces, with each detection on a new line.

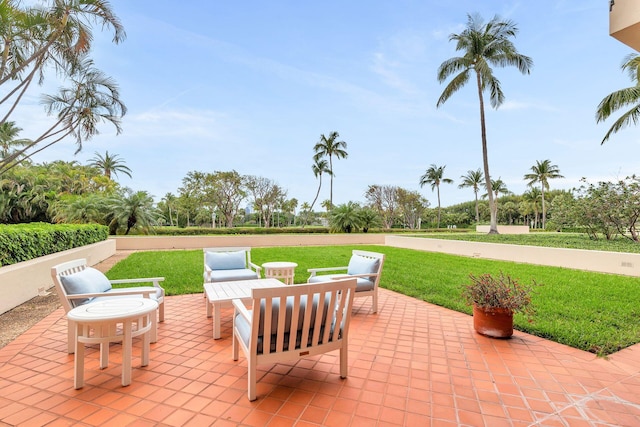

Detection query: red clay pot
xmin=473 ymin=304 xmax=513 ymax=338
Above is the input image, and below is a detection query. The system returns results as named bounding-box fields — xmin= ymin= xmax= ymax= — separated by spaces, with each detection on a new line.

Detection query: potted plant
xmin=462 ymin=272 xmax=538 ymax=338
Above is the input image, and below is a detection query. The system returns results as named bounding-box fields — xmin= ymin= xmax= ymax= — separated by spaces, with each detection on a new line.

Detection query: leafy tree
xmin=108 ymin=189 xmax=160 ymax=235
xmin=458 ymin=168 xmax=484 ymax=223
xmin=329 ymin=201 xmax=362 ymax=233
xmin=524 ymin=159 xmax=563 ymax=229
xmin=365 ymin=184 xmax=398 ymax=229
xmin=437 ymin=13 xmax=532 ymax=234
xmin=88 ymin=151 xmax=132 ymax=180
xmin=313 ymin=131 xmax=347 ymax=208
xmin=397 ymin=187 xmax=429 ymax=229
xmin=419 ymin=164 xmax=453 ymax=229
xmin=245 ymin=175 xmax=285 ymax=228
xmin=0 ymin=1 xmax=126 ymax=174
xmin=596 ymin=53 xmax=640 ymax=144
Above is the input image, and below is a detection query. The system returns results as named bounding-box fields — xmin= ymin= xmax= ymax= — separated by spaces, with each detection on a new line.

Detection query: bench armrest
xmin=232 ymin=298 xmax=251 ymax=323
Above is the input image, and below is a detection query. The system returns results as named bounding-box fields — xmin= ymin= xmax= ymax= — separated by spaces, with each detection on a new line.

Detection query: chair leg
xmin=340 ymin=345 xmax=348 ymax=379
xmin=248 ymin=359 xmax=257 ymax=401
xmin=158 ymin=301 xmax=165 ymax=322
xmin=372 ymin=291 xmax=378 ymax=314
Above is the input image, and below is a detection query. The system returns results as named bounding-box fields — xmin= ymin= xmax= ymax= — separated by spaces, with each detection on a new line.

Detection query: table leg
xmin=213 ymin=302 xmax=221 ymax=339
xmin=206 ymin=299 xmax=212 ymax=317
xmin=74 ymin=325 xmax=85 ymax=389
xmin=141 ymin=315 xmax=150 ymax=367
xmin=122 ymin=320 xmax=132 ymax=386
xmin=99 ymin=324 xmax=109 ymax=369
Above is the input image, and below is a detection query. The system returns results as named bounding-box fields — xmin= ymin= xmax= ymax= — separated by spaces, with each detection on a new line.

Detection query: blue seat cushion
xmin=205 ymin=250 xmax=247 ymax=270
xmin=235 ymin=293 xmax=336 ymax=354
xmin=308 ymin=274 xmax=374 ymax=292
xmin=208 ymin=269 xmax=259 ymax=282
xmin=59 ymin=267 xmax=112 ymax=307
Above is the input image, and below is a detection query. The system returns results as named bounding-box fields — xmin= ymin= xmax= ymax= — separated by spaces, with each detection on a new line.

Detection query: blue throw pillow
xmin=347 ymin=255 xmax=379 ymax=277
xmin=206 ymin=250 xmax=247 ymax=270
xmin=59 ymin=267 xmax=112 ymax=307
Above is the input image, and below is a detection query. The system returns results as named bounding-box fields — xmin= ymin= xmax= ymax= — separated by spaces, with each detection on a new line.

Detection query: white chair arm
xmin=307 ymin=266 xmax=348 ymax=277
xmin=109 ymin=277 xmax=165 ymax=284
xmin=67 ymin=288 xmax=156 ymax=300
xmin=249 ymin=262 xmax=262 ymax=273
xmin=232 ymin=298 xmax=251 ymax=323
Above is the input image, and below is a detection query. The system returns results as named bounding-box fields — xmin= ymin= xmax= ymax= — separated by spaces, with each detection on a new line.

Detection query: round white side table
xmin=262 ymin=261 xmax=298 ymax=285
xmin=67 ymin=298 xmax=158 ymax=389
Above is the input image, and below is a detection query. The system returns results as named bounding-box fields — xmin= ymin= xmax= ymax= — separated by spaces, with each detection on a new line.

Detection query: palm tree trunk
xmin=476 ymin=71 xmax=498 ymax=234
xmin=541 ymin=188 xmax=546 ymax=229
xmin=474 ymin=191 xmax=479 ymax=223
xmin=436 ymin=185 xmax=441 ymax=228
xmin=329 ymin=156 xmax=334 ymax=209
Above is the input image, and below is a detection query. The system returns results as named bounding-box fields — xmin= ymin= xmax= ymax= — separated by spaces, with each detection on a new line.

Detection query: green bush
xmin=0 ymin=223 xmax=108 ymax=266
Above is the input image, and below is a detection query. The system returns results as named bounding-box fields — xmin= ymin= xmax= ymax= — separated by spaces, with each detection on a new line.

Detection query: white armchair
xmin=307 ymin=250 xmax=385 ymax=313
xmin=232 ymin=278 xmax=357 ymax=401
xmin=51 ymin=258 xmax=165 ymax=353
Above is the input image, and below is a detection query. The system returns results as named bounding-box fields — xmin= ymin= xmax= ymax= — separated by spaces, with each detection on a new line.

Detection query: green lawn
xmin=106 ymin=245 xmax=640 ymax=356
xmin=416 ymin=232 xmax=640 ymax=253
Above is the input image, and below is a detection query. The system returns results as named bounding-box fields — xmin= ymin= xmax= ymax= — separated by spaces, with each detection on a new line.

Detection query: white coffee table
xmin=67 ymin=298 xmax=158 ymax=389
xmin=262 ymin=261 xmax=298 ymax=285
xmin=204 ymin=278 xmax=285 ymax=339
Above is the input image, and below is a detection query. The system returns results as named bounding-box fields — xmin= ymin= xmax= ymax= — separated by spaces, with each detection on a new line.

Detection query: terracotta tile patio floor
xmin=2 ymin=288 xmax=640 ymax=427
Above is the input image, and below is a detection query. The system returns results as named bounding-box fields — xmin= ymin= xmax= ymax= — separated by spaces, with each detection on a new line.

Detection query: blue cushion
xmin=208 ymin=269 xmax=259 ymax=282
xmin=347 ymin=255 xmax=379 ymax=282
xmin=206 ymin=250 xmax=247 ymax=270
xmin=59 ymin=267 xmax=112 ymax=307
xmin=308 ymin=274 xmax=374 ymax=292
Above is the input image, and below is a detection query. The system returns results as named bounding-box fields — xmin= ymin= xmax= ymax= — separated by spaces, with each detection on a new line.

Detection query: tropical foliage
xmin=0 ymin=0 xmax=126 ymax=174
xmin=524 ymin=159 xmax=563 ymax=229
xmin=419 ymin=164 xmax=453 ymax=229
xmin=313 ymin=131 xmax=348 ymax=209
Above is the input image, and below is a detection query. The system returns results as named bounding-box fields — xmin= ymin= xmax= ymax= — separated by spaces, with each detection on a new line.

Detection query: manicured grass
xmin=106 ymin=245 xmax=640 ymax=356
xmin=417 ymin=232 xmax=640 ymax=253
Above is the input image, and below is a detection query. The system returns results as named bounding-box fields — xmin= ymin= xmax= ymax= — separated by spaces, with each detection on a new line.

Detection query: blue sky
xmin=26 ymin=1 xmax=640 ymax=209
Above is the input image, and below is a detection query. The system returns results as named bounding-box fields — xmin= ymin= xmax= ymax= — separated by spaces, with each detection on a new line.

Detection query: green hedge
xmin=0 ymin=223 xmax=109 ymax=266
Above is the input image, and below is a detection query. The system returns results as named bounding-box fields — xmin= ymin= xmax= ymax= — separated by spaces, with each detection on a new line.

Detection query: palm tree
xmin=523 ymin=159 xmax=563 ymax=229
xmin=521 ymin=187 xmax=542 ymax=228
xmin=596 ymin=53 xmax=640 ymax=144
xmin=108 ymin=190 xmax=160 ymax=235
xmin=437 ymin=13 xmax=533 ymax=234
xmin=329 ymin=201 xmax=362 ymax=233
xmin=0 ymin=122 xmax=30 ymax=160
xmin=419 ymin=164 xmax=453 ymax=228
xmin=309 ymin=157 xmax=331 ymax=213
xmin=482 ymin=178 xmax=510 ymax=221
xmin=88 ymin=151 xmax=132 ymax=180
xmin=458 ymin=168 xmax=484 ymax=223
xmin=313 ymin=131 xmax=347 ymax=208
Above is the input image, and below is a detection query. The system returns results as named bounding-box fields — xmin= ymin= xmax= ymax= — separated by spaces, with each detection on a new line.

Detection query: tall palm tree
xmin=309 ymin=157 xmax=331 ymax=213
xmin=523 ymin=159 xmax=563 ymax=229
xmin=313 ymin=131 xmax=347 ymax=208
xmin=437 ymin=13 xmax=533 ymax=234
xmin=596 ymin=53 xmax=640 ymax=144
xmin=419 ymin=164 xmax=453 ymax=229
xmin=88 ymin=151 xmax=132 ymax=180
xmin=458 ymin=168 xmax=484 ymax=223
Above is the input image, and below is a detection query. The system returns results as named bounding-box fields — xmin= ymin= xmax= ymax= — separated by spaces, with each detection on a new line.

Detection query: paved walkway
xmin=1 ymin=283 xmax=640 ymax=426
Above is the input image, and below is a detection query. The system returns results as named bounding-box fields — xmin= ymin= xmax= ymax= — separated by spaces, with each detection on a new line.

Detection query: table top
xmin=204 ymin=278 xmax=285 ymax=303
xmin=262 ymin=261 xmax=298 ymax=269
xmin=67 ymin=298 xmax=158 ymax=322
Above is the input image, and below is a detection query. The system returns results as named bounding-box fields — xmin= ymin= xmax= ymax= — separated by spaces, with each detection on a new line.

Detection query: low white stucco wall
xmin=475 ymin=225 xmax=530 ymax=234
xmin=0 ymin=240 xmax=116 ymax=315
xmin=385 ymin=235 xmax=640 ymax=277
xmin=113 ymin=234 xmax=385 ymax=250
